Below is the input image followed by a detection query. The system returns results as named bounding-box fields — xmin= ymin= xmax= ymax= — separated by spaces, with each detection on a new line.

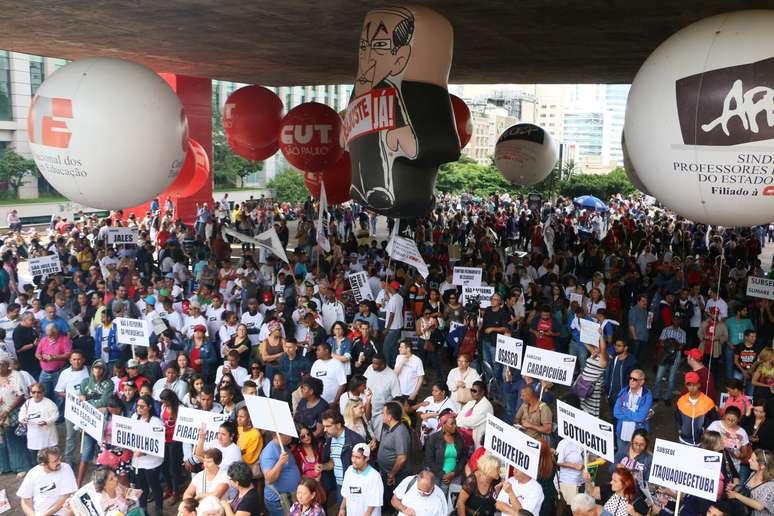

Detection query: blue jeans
xmin=483 ymin=342 xmax=501 ymax=386
xmin=0 ymin=426 xmax=34 ymax=473
xmin=502 ymin=379 xmax=520 ymax=424
xmin=569 ymin=339 xmax=588 ymax=375
xmin=654 ymin=354 xmax=682 ymax=400
xmin=38 ymin=369 xmax=61 ymax=406
xmin=383 ymin=329 xmax=401 ymax=368
xmin=264 ymin=496 xmax=284 ymax=516
xmin=725 ymin=344 xmax=737 ymax=381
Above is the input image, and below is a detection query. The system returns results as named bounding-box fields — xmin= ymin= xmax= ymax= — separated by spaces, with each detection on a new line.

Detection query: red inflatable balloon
xmin=304 ymin=151 xmax=352 ymax=204
xmin=279 ymin=102 xmax=343 ymax=172
xmin=227 ymin=136 xmax=279 ymax=161
xmin=166 ymin=138 xmax=211 ymax=197
xmin=222 ymin=85 xmax=283 ymax=159
xmin=450 ymin=94 xmax=473 ymax=149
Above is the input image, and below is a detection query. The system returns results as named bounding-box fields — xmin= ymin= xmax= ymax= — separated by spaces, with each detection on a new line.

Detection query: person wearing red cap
xmin=184 ymin=324 xmax=217 ymax=381
xmin=675 ymin=371 xmax=719 ymax=446
xmin=682 ymin=347 xmax=718 ymax=404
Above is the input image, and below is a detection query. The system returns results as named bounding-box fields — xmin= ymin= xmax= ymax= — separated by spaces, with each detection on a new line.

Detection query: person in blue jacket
xmin=612 ymin=368 xmax=653 ymax=451
xmin=605 ymin=339 xmax=638 ymax=412
xmin=184 ymin=324 xmax=218 ymax=381
xmin=94 ymin=311 xmax=120 ymax=375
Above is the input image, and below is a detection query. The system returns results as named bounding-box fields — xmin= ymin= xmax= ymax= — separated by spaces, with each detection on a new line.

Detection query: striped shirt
xmin=659 ymin=326 xmax=686 ymax=345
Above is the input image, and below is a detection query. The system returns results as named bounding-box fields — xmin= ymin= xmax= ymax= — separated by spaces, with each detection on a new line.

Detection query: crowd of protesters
xmin=1 ymin=191 xmax=773 ymax=516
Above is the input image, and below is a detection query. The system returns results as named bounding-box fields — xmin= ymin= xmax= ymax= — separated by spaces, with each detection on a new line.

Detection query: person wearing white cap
xmin=340 ymin=442 xmax=383 ymax=516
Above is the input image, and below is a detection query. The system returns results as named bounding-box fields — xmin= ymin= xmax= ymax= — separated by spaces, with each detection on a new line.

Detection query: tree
xmin=0 ymin=148 xmax=38 ymax=198
xmin=212 ymin=116 xmax=264 ymax=187
xmin=559 ymin=167 xmax=636 ymax=199
xmin=437 ymin=155 xmax=523 ymax=197
xmin=268 ymin=168 xmax=308 ymax=204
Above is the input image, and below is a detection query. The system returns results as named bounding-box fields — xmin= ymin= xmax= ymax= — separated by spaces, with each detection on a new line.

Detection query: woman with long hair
xmin=725 ymin=448 xmax=774 ymax=515
xmin=343 ymin=398 xmax=377 ymax=450
xmin=577 ymin=330 xmax=609 ymax=418
xmin=235 ymin=406 xmax=263 ymax=478
xmin=223 ymin=322 xmax=251 ymax=369
xmin=160 ymin=388 xmax=186 ymax=503
xmin=584 ymin=465 xmax=648 ymax=516
xmin=327 ymin=320 xmax=353 ymax=376
xmin=291 ymin=423 xmax=324 ymax=481
xmin=132 ymin=394 xmax=165 ymax=514
xmin=288 ymin=477 xmax=326 ymax=516
xmin=183 ymin=373 xmax=205 ymax=408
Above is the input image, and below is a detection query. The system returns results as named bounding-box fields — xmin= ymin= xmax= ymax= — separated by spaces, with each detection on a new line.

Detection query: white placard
xmin=556 ymin=399 xmax=615 ymax=462
xmin=115 ymin=317 xmax=151 ymax=347
xmin=495 ymin=334 xmax=523 ymax=370
xmin=244 ymin=394 xmax=298 ymax=438
xmin=747 ymin=276 xmax=774 ymax=300
xmin=106 ymin=227 xmax=138 ymax=245
xmin=484 ymin=414 xmax=540 ymax=479
xmin=173 ymin=406 xmax=229 ymax=447
xmin=449 ymin=321 xmax=465 ymax=335
xmin=27 ymin=254 xmax=62 ymax=276
xmin=579 ymin=318 xmax=601 ymax=346
xmin=461 ymin=286 xmax=495 ymax=308
xmin=569 ymin=293 xmax=584 ymax=306
xmin=403 ymin=311 xmax=415 ymax=331
xmin=64 ymin=386 xmax=104 ymax=442
xmin=453 ymin=267 xmax=483 ymax=287
xmin=347 ymin=271 xmax=374 ymax=302
xmin=521 ymin=346 xmax=576 ymax=386
xmin=110 ymin=414 xmax=165 ymax=458
xmin=69 ymin=482 xmax=104 ymax=516
xmin=649 ymin=438 xmax=722 ymax=502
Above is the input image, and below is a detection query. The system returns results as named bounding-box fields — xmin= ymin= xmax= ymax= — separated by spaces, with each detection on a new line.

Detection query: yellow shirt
xmin=238 ymin=426 xmax=263 ymax=464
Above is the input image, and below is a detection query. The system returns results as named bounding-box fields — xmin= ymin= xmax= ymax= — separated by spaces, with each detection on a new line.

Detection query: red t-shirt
xmin=536 ymin=318 xmax=554 ymax=350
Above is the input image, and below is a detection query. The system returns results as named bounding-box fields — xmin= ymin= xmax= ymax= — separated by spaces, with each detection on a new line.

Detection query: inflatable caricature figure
xmin=344 ymin=5 xmax=460 ymax=218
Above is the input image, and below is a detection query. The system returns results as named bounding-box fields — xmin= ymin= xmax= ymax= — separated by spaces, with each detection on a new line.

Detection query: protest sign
xmin=173 ymin=406 xmax=229 ymax=447
xmin=556 ymin=399 xmax=615 ymax=462
xmin=347 ymin=271 xmax=374 ymax=302
xmin=244 ymin=394 xmax=298 ymax=438
xmin=27 ymin=254 xmax=61 ymax=276
xmin=461 ymin=285 xmax=494 ymax=308
xmin=579 ymin=318 xmax=601 ymax=346
xmin=106 ymin=227 xmax=138 ymax=245
xmin=110 ymin=414 xmax=165 ymax=458
xmin=484 ymin=414 xmax=541 ymax=478
xmin=649 ymin=438 xmax=722 ymax=502
xmin=569 ymin=293 xmax=584 ymax=306
xmin=69 ymin=483 xmax=104 ymax=516
xmin=115 ymin=317 xmax=151 ymax=347
xmin=453 ymin=267 xmax=483 ymax=287
xmin=521 ymin=346 xmax=576 ymax=386
xmin=495 ymin=334 xmax=523 ymax=370
xmin=403 ymin=311 xmax=415 ymax=331
xmin=386 ymin=235 xmax=429 ymax=278
xmin=747 ymin=276 xmax=774 ymax=300
xmin=64 ymin=386 xmax=104 ymax=442
xmin=449 ymin=321 xmax=465 ymax=335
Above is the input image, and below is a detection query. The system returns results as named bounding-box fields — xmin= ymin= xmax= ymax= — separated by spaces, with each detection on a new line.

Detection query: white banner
xmin=64 ymin=386 xmax=104 ymax=442
xmin=347 ymin=271 xmax=374 ymax=302
xmin=222 ymin=226 xmax=289 ymax=264
xmin=461 ymin=286 xmax=495 ymax=308
xmin=316 ymin=183 xmax=330 ymax=253
xmin=115 ymin=317 xmax=151 ymax=347
xmin=569 ymin=293 xmax=584 ymax=306
xmin=27 ymin=254 xmax=61 ymax=277
xmin=173 ymin=406 xmax=229 ymax=447
xmin=69 ymin=483 xmax=104 ymax=516
xmin=649 ymin=438 xmax=722 ymax=502
xmin=556 ymin=399 xmax=615 ymax=462
xmin=244 ymin=394 xmax=298 ymax=438
xmin=106 ymin=227 xmax=138 ymax=245
xmin=110 ymin=414 xmax=165 ymax=458
xmin=386 ymin=235 xmax=429 ymax=278
xmin=453 ymin=267 xmax=482 ymax=287
xmin=747 ymin=276 xmax=774 ymax=300
xmin=579 ymin=318 xmax=601 ymax=346
xmin=495 ymin=334 xmax=523 ymax=370
xmin=521 ymin=346 xmax=576 ymax=386
xmin=484 ymin=414 xmax=540 ymax=479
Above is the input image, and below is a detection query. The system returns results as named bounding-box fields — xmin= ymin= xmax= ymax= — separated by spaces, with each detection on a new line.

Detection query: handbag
xmin=14 ymin=400 xmax=29 ymax=437
xmin=570 ymin=375 xmax=595 ymax=400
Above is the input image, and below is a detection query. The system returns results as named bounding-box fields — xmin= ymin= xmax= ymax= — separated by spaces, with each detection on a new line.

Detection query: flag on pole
xmin=316 ymin=184 xmax=331 ymax=253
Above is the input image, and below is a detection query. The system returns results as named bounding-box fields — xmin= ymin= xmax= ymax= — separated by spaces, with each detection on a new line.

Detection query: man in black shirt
xmin=13 ymin=312 xmax=39 ymax=377
xmin=480 ymin=293 xmax=510 ymax=383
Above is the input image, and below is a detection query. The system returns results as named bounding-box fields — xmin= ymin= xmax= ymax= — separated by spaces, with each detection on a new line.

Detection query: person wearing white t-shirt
xmin=184 ymin=302 xmax=209 ymax=338
xmin=17 ymin=447 xmax=77 ymax=516
xmin=215 ymin=351 xmax=250 ymax=387
xmin=241 ymin=298 xmax=264 ymax=347
xmin=340 ymin=442 xmax=383 ymax=516
xmin=195 ymin=420 xmax=243 ymax=475
xmin=391 ymin=470 xmax=448 ymax=516
xmin=132 ymin=396 xmax=165 ymax=514
xmin=556 ymin=438 xmax=585 ymax=503
xmin=205 ymin=295 xmax=226 ymax=338
xmin=19 ymin=383 xmax=60 ymax=456
xmin=310 ymin=342 xmax=348 ymax=404
xmin=383 ymin=282 xmax=404 ymax=368
xmin=53 ymin=351 xmax=90 ymax=465
xmin=182 ymin=447 xmax=230 ymax=501
xmin=394 ymin=341 xmax=424 ymax=402
xmin=495 ymin=469 xmax=545 ymax=516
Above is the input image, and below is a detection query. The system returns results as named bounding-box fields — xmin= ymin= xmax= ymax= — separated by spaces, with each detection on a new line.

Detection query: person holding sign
xmin=575 ymin=328 xmax=609 ymax=418
xmin=131 ymin=394 xmax=165 ymax=515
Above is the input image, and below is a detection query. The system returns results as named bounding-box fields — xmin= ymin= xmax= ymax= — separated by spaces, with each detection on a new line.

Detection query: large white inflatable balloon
xmin=494 ymin=123 xmax=557 ymax=185
xmin=28 ymin=57 xmax=188 ymax=209
xmin=621 ymin=133 xmax=650 ymax=195
xmin=626 ymin=10 xmax=774 ymax=226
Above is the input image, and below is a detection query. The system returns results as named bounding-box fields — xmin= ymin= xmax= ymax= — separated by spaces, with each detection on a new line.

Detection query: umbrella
xmin=573 ymin=195 xmax=608 ymax=212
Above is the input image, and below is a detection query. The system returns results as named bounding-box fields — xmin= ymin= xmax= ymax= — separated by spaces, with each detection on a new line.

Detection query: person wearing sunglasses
xmin=391 ymin=469 xmax=448 ymax=516
xmin=19 ymin=381 xmax=60 ymax=466
xmin=611 ymin=368 xmax=653 ymax=451
xmin=455 ymin=380 xmax=493 ymax=450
